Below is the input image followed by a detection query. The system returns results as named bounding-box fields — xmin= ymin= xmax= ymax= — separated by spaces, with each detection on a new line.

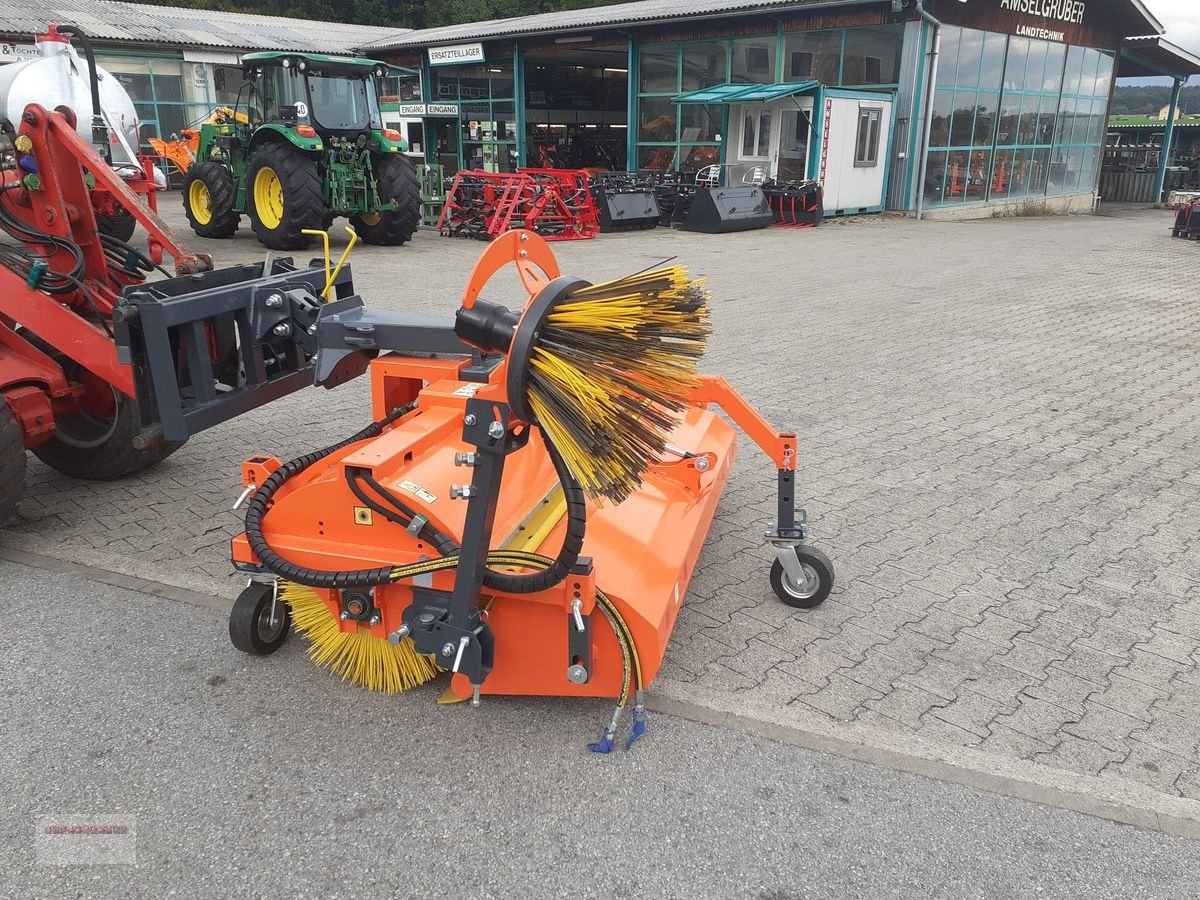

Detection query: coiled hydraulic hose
xmin=242 ymin=406 xmax=415 ymax=590
xmin=242 ymin=409 xmax=586 ymax=594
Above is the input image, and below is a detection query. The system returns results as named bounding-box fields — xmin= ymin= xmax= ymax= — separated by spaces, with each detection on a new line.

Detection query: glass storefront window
xmin=842 ymin=26 xmax=902 ymax=85
xmin=730 ymin=36 xmax=776 ymax=84
xmin=680 ymin=144 xmax=721 ymax=170
xmin=937 ymin=27 xmax=962 ymax=87
xmin=1062 ymin=46 xmax=1086 ymax=95
xmin=978 ymin=33 xmax=1006 ymax=90
xmin=1042 ymin=44 xmax=1067 ymax=93
xmin=1016 ymin=94 xmax=1040 ymax=145
xmin=637 ymin=145 xmax=678 ymax=170
xmin=682 ymin=42 xmax=727 ymax=91
xmin=639 ymin=97 xmax=677 ymax=142
xmin=639 ymin=44 xmax=678 ymax=93
xmin=680 ymin=103 xmax=722 ymax=143
xmin=1003 ymin=38 xmax=1030 ymax=91
xmin=487 ymin=60 xmax=515 ymax=99
xmin=973 ymin=93 xmax=997 ymax=146
xmin=930 ymin=90 xmax=953 ymax=147
xmin=949 ymin=92 xmax=975 ymax=147
xmin=922 ymin=25 xmax=1113 ymax=209
xmin=784 ymin=31 xmax=841 ymax=84
xmin=379 ymin=73 xmax=421 ymax=102
xmin=954 ymin=29 xmax=985 ymax=88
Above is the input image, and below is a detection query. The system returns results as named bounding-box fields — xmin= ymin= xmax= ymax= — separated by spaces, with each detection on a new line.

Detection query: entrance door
xmin=731 ymin=100 xmax=814 ymax=185
xmin=775 ymin=106 xmax=812 ymax=183
xmin=731 ymin=104 xmax=773 ymax=185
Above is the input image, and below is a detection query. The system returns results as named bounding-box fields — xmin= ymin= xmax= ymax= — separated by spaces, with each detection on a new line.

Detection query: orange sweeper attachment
xmin=225 ymin=231 xmax=834 ymax=751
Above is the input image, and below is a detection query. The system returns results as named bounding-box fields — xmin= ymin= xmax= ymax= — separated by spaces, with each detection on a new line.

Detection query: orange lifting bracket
xmin=689 ymin=375 xmax=797 ymax=470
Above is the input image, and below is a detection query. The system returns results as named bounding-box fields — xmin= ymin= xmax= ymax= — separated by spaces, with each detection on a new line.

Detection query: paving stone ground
xmin=5 ymin=200 xmax=1198 ymax=806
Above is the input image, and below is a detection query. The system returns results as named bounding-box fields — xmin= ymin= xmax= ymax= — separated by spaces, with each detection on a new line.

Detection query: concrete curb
xmin=649 ymin=685 xmax=1200 ymax=842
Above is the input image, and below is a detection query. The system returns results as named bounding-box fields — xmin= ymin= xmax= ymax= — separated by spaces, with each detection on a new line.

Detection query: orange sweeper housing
xmin=226 ymin=231 xmax=833 ymax=751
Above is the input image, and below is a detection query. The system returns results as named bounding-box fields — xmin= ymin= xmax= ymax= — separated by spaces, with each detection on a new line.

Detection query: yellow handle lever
xmin=322 ymin=226 xmax=358 ymax=301
xmin=301 ymin=228 xmax=331 ymax=298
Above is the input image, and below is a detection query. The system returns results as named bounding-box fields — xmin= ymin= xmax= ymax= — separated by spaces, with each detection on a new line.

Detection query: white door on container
xmin=774 ymin=102 xmax=814 ymax=183
xmin=731 ymin=104 xmax=772 ymax=185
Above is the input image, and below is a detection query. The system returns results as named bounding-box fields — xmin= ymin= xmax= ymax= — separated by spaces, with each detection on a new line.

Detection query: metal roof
xmin=1120 ymin=36 xmax=1200 ymax=79
xmin=362 ymin=0 xmax=882 ymax=50
xmin=1 ymin=0 xmax=407 ymax=53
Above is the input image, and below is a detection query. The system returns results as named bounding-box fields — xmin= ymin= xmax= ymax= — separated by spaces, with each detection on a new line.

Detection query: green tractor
xmin=181 ymin=52 xmax=420 ymax=250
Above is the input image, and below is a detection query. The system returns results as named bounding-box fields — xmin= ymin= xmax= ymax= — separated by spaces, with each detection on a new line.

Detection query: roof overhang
xmin=365 ymin=0 xmax=885 ymax=52
xmin=673 ymin=80 xmax=820 ymax=103
xmin=1119 ymin=37 xmax=1200 ymax=80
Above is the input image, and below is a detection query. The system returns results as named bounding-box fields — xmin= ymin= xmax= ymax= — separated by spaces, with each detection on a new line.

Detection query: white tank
xmin=0 ymin=27 xmax=142 ymax=170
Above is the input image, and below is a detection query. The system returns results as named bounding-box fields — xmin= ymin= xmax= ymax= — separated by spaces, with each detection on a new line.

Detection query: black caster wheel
xmin=770 ymin=546 xmax=835 ymax=609
xmin=229 ymin=582 xmax=291 ymax=655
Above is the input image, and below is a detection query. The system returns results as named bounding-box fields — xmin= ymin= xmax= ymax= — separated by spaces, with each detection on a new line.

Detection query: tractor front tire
xmin=96 ymin=207 xmax=137 ymax=243
xmin=0 ymin=400 xmax=25 ymax=524
xmin=182 ymin=162 xmax=240 ymax=238
xmin=247 ymin=142 xmax=324 ymax=250
xmin=351 ymin=153 xmax=421 ymax=246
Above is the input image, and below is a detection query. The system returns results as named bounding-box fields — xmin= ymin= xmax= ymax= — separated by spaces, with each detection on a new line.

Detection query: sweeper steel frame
xmin=209 ymin=231 xmax=833 ymax=712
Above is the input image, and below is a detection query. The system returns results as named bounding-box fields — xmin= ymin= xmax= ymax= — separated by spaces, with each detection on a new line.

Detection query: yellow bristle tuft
xmin=280 ymin=581 xmax=441 ymax=694
xmin=525 ymin=265 xmax=711 ymax=504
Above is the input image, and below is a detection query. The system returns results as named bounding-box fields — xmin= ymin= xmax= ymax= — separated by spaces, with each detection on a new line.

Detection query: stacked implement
xmin=203 ymin=231 xmax=835 ymax=749
xmin=438 ymin=169 xmax=599 ymax=241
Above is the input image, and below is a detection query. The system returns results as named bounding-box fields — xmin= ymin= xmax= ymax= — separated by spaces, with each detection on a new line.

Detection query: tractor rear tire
xmin=96 ymin=207 xmax=137 ymax=242
xmin=247 ymin=142 xmax=324 ymax=250
xmin=182 ymin=162 xmax=241 ymax=239
xmin=351 ymin=153 xmax=421 ymax=246
xmin=0 ymin=400 xmax=25 ymax=524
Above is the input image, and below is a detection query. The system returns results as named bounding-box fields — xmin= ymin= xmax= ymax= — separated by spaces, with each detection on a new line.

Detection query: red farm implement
xmin=1 ymin=103 xmax=361 ymax=522
xmin=437 ymin=169 xmax=599 ymax=241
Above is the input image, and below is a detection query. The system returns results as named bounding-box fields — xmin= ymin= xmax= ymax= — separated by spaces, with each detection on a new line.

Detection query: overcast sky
xmin=1145 ymin=0 xmax=1200 ymax=52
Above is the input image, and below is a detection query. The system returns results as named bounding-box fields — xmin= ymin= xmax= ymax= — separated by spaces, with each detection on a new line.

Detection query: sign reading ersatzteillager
xmin=428 ymin=43 xmax=485 ymax=66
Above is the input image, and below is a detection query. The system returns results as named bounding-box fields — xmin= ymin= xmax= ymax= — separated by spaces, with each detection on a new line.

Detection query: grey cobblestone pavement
xmin=4 ymin=201 xmax=1198 ymax=810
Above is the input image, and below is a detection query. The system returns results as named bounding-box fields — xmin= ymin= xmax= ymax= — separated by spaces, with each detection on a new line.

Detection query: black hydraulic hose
xmin=477 ymin=432 xmax=586 ymax=595
xmin=243 ymin=410 xmax=586 ymax=595
xmin=347 ymin=431 xmax=586 ymax=593
xmin=55 ymin=26 xmax=112 ymax=166
xmin=242 ymin=406 xmax=413 ymax=589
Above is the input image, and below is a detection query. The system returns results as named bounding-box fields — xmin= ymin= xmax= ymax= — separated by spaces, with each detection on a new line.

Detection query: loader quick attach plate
xmin=113 ymin=258 xmax=358 ymax=444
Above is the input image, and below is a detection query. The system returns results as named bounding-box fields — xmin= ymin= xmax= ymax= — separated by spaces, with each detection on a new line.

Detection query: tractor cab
xmin=241 ymin=52 xmax=400 ymax=146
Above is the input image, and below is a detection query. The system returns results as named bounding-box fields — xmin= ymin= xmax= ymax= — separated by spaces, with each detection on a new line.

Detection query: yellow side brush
xmin=526 ymin=266 xmax=711 ymax=503
xmin=280 ymin=581 xmax=440 ymax=693
xmin=455 ymin=264 xmax=711 ymax=503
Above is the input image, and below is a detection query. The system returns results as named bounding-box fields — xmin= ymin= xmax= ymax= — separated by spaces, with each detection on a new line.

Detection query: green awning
xmin=672 ymin=81 xmax=820 ymax=104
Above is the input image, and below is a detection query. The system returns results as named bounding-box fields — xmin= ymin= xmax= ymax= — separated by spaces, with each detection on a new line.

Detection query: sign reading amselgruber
xmin=938 ymin=0 xmax=1114 ymax=48
xmin=1001 ymin=0 xmax=1085 ymax=41
xmin=428 ymin=43 xmax=484 ymax=66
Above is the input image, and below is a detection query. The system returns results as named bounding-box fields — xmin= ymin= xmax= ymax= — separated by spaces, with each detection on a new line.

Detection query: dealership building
xmin=364 ymin=0 xmax=1200 ymax=218
xmin=4 ymin=0 xmax=1200 ymax=218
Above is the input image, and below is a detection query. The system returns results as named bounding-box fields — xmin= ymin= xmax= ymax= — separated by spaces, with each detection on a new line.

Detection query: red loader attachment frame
xmin=0 ymin=104 xmax=212 ymax=452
